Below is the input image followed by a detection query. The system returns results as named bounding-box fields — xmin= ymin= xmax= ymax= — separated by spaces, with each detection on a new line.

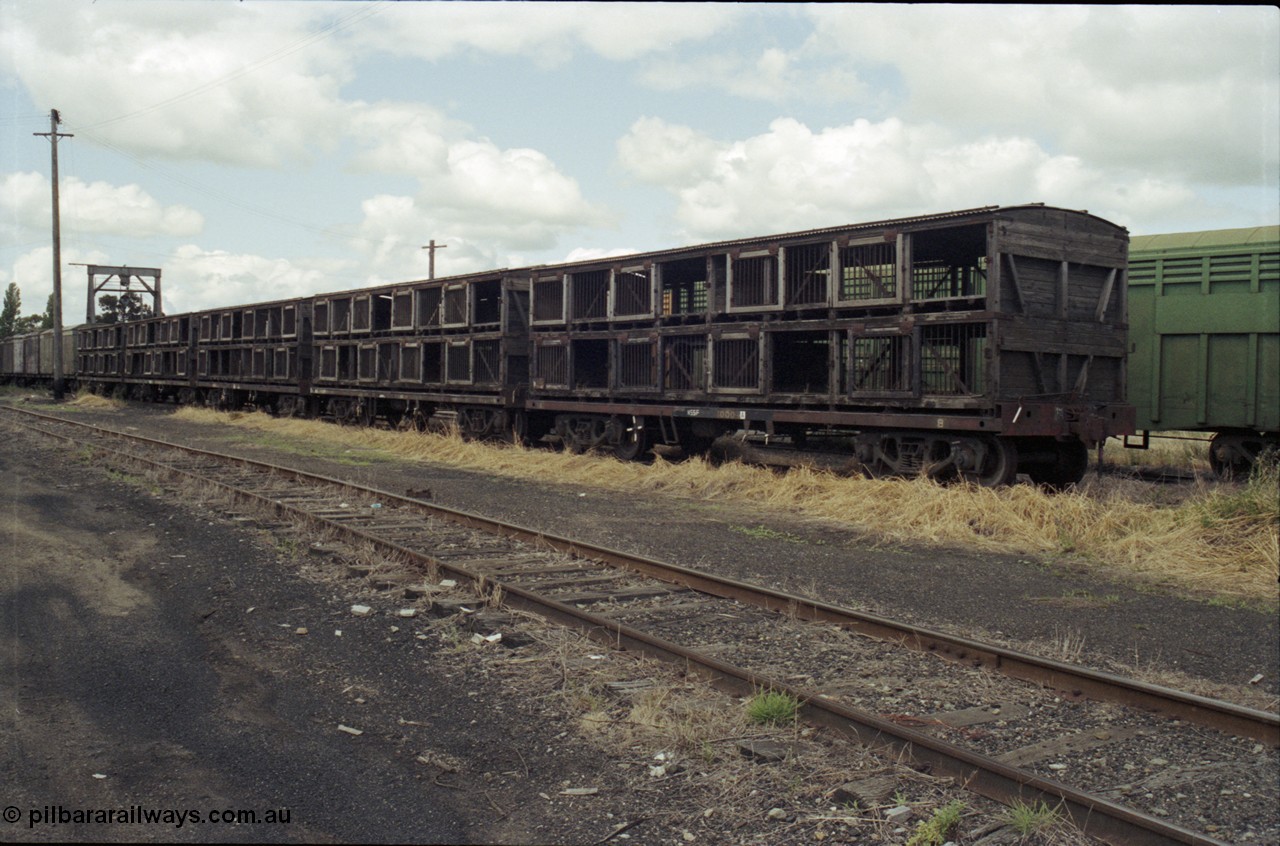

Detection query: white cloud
xmin=1 ymin=172 xmax=204 ymax=239
xmin=616 ymin=115 xmax=1204 ymax=240
xmin=161 ymin=244 xmax=337 ymax=313
xmin=639 ymin=45 xmax=867 ymax=105
xmin=801 ymin=5 xmax=1279 ymax=184
xmin=562 ymin=246 xmax=640 ymax=263
xmin=346 ymin=103 xmax=465 ymax=175
xmin=7 ymin=245 xmax=110 ymax=327
xmin=351 ymin=179 xmax=604 ymax=283
xmin=617 ymin=117 xmax=723 ymax=185
xmin=350 ymin=126 xmax=608 ymax=274
xmin=354 ymin=2 xmax=740 ymax=64
xmin=8 ymin=0 xmax=353 ymax=166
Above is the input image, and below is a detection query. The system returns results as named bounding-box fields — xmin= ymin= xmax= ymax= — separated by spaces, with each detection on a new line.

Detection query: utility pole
xmin=34 ymin=109 xmax=72 ymax=400
xmin=421 ymin=239 xmax=447 ymax=280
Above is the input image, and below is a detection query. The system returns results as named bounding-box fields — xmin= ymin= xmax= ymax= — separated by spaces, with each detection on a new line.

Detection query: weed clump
xmin=907 ymin=800 xmax=965 ymax=846
xmin=746 ymin=690 xmax=799 ymax=726
xmin=1002 ymin=798 xmax=1065 ymax=836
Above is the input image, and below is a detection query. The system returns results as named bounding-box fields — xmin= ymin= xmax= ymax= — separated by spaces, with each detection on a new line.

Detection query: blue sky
xmin=2 ymin=2 xmax=1277 ymax=323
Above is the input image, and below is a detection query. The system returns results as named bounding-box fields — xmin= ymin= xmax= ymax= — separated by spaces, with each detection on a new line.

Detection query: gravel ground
xmin=4 ymin=396 xmax=1278 ymax=845
xmin=45 ymin=399 xmax=1278 ymax=701
xmin=1 ymin=413 xmax=1095 ymax=845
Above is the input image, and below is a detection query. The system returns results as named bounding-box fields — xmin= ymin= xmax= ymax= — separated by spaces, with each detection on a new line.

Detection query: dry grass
xmin=69 ymin=389 xmax=124 ymax=410
xmin=171 ymin=408 xmax=1279 ymax=604
xmin=1105 ymin=431 xmax=1212 ymax=473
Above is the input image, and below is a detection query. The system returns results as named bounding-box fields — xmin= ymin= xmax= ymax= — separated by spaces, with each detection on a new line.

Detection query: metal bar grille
xmin=473 ymin=340 xmax=501 ymax=385
xmin=417 ymin=289 xmax=442 ymax=328
xmin=400 ymin=345 xmax=421 ymax=382
xmin=712 ymin=337 xmax=759 ymax=390
xmin=785 ymin=243 xmax=830 ymax=306
xmin=377 ymin=343 xmax=398 ymax=382
xmin=614 ymin=269 xmax=651 ymax=317
xmin=850 ymin=335 xmax=909 ymax=393
xmin=533 ymin=277 xmax=565 ymax=323
xmin=352 ymin=298 xmax=371 ymax=332
xmin=618 ymin=340 xmax=657 ymax=388
xmin=911 ymin=260 xmax=987 ymax=299
xmin=731 ymin=255 xmax=778 ymax=309
xmin=358 ymin=345 xmax=376 ymax=381
xmin=391 ymin=292 xmax=413 ymax=329
xmin=840 ymin=242 xmax=897 ymax=301
xmin=444 ymin=287 xmax=468 ymax=326
xmin=446 ymin=342 xmax=471 ymax=383
xmin=664 ymin=336 xmax=706 ymax=391
xmin=534 ymin=343 xmax=568 ymax=388
xmin=571 ymin=270 xmax=609 ymax=320
xmin=331 ymin=299 xmax=351 ymax=333
xmin=921 ymin=324 xmax=986 ymax=395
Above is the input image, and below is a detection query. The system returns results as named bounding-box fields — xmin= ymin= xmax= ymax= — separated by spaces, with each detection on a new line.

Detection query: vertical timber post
xmin=422 ymin=239 xmax=447 ymax=280
xmin=35 ymin=109 xmax=73 ymax=400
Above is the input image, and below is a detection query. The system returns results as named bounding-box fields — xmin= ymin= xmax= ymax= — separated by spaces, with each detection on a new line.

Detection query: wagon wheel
xmin=611 ymin=416 xmax=649 ymax=461
xmin=1209 ymin=434 xmax=1268 ymax=480
xmin=1054 ymin=440 xmax=1089 ymax=488
xmin=1023 ymin=440 xmax=1090 ymax=490
xmin=564 ymin=430 xmax=590 ymax=455
xmin=963 ymin=438 xmax=1018 ymax=487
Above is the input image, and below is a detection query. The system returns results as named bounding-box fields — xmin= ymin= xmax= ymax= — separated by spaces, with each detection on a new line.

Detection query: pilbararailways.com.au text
xmin=5 ymin=804 xmax=291 ymax=829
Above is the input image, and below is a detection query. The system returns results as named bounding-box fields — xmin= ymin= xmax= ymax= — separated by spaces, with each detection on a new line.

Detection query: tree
xmin=5 ymin=291 xmax=54 ymax=335
xmin=97 ymin=291 xmax=154 ymax=324
xmin=40 ymin=293 xmax=54 ymax=330
xmin=0 ymin=282 xmax=18 ymax=339
xmin=11 ymin=314 xmax=44 ymax=334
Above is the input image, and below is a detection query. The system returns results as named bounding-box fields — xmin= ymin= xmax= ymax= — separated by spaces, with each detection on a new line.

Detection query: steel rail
xmin=6 ymin=405 xmax=1275 ymax=750
xmin=0 ymin=409 xmax=1260 ymax=844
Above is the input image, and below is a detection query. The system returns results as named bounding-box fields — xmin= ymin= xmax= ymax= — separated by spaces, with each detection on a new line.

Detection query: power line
xmin=69 ymin=126 xmax=414 ymax=254
xmin=74 ymin=128 xmax=345 ymax=236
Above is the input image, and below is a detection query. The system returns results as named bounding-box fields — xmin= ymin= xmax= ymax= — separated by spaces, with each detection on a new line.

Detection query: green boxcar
xmin=1127 ymin=225 xmax=1280 ymax=476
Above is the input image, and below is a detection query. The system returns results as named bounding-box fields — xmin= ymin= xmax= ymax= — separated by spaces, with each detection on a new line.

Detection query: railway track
xmin=4 ymin=405 xmax=1275 ymax=846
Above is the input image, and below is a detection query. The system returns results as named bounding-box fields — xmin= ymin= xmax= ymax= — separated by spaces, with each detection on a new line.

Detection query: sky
xmin=1 ymin=2 xmax=1277 ymax=324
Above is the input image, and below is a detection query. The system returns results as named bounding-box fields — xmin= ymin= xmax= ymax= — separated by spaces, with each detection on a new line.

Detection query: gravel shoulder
xmin=4 ymin=407 xmax=1075 ymax=846
xmin=2 ymin=421 xmax=649 ymax=844
xmin=3 ymin=397 xmax=1277 ymax=845
xmin=42 ymin=400 xmax=1278 ymax=700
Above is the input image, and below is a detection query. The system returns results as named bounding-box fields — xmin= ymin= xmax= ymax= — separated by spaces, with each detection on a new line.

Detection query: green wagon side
xmin=1127 ymin=225 xmax=1280 ymax=476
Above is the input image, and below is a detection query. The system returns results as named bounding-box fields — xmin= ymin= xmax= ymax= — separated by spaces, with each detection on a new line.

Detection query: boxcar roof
xmin=351 ymin=202 xmax=1123 ymax=291
xmin=1130 ymin=225 xmax=1280 ymax=254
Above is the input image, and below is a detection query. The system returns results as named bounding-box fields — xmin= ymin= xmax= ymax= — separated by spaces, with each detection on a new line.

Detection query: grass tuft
xmin=1002 ymin=798 xmax=1064 ymax=836
xmin=907 ymin=800 xmax=965 ymax=846
xmin=746 ymin=689 xmax=800 ymax=726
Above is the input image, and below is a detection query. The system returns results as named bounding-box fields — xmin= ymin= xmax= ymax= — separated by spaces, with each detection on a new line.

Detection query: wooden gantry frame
xmin=85 ymin=264 xmax=162 ymax=323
